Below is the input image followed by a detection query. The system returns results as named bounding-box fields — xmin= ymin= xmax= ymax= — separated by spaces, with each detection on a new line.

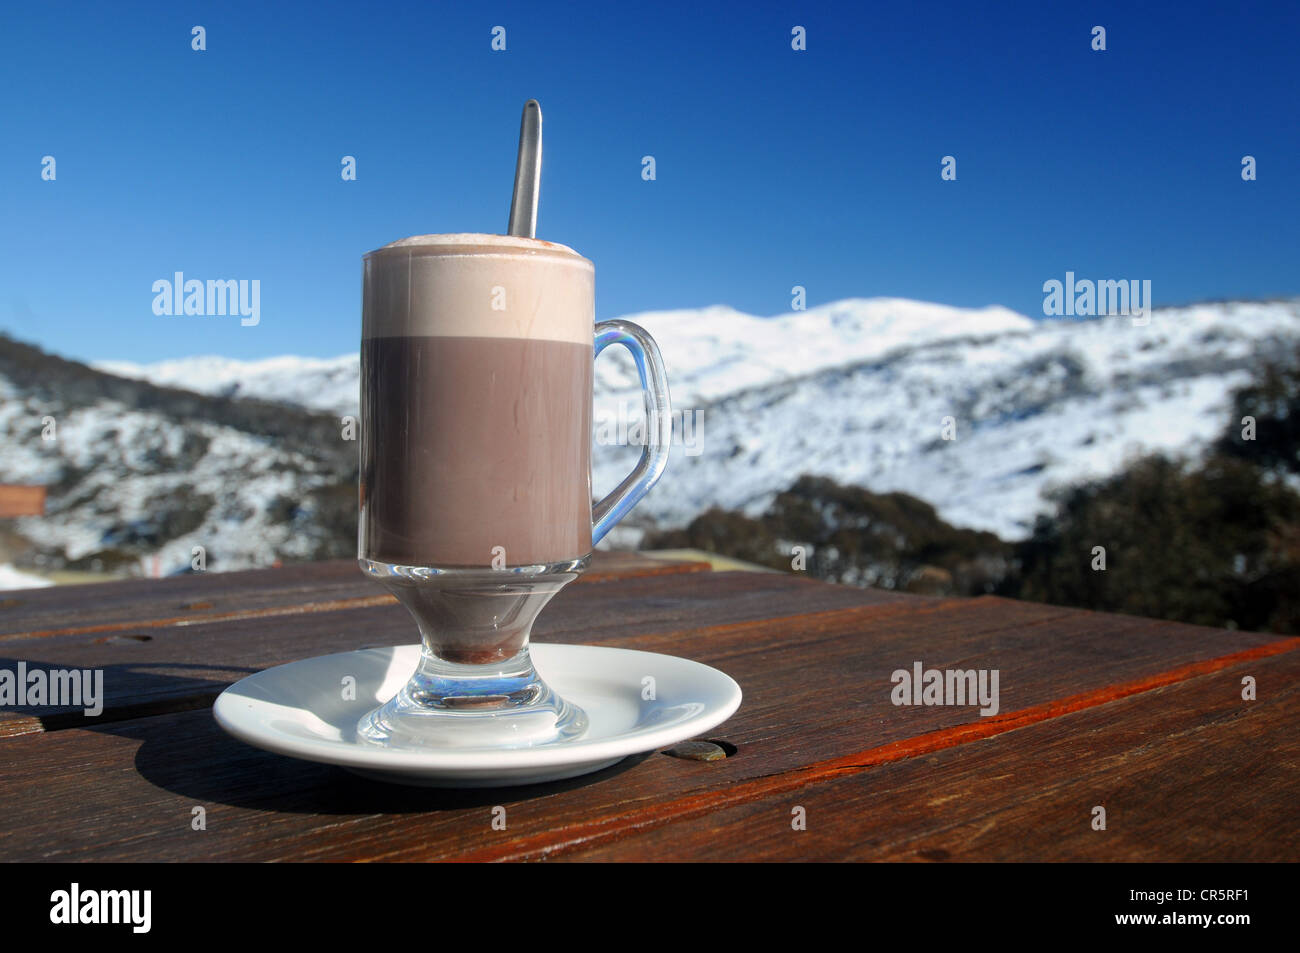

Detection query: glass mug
xmin=355 ymin=234 xmax=670 ymax=749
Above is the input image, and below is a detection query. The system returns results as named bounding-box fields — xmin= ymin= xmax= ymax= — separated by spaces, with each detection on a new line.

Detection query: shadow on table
xmin=0 ymin=652 xmax=257 ymax=731
xmin=124 ymin=709 xmax=654 ymax=814
xmin=2 ymin=649 xmax=655 ymax=814
xmin=0 ymin=647 xmax=655 ymax=816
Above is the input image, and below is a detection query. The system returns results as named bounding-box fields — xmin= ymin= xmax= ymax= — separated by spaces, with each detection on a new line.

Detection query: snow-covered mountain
xmin=95 ymin=353 xmax=360 ymax=417
xmin=91 ymin=297 xmax=1300 ymax=541
xmin=0 ymin=339 xmax=357 ymax=577
xmin=96 ymin=299 xmax=1033 ymax=417
xmin=2 ymin=296 xmax=1295 ymax=585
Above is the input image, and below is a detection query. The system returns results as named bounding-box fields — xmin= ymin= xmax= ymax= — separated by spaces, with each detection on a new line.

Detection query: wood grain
xmin=559 ymin=648 xmax=1300 ymax=861
xmin=0 ymin=577 xmax=1286 ymax=861
xmin=0 ymin=550 xmax=710 ymax=640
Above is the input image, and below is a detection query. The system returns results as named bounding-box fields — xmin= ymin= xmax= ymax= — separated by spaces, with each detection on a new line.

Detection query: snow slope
xmin=98 ymin=298 xmax=1032 ymax=416
xmin=90 ymin=297 xmax=1300 ymax=541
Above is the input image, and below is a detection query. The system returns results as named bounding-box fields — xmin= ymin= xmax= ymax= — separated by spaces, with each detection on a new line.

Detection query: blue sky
xmin=1 ymin=0 xmax=1297 ymax=363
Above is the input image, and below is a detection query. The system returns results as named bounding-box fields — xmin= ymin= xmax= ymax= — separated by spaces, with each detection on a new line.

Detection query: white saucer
xmin=213 ymin=644 xmax=742 ymax=787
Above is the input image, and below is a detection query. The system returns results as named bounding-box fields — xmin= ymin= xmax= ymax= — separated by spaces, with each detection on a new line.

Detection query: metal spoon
xmin=507 ymin=100 xmax=542 ymax=238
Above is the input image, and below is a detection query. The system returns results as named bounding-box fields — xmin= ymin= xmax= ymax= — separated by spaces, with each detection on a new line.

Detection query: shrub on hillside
xmin=646 ymin=475 xmax=1012 ymax=595
xmin=1006 ymin=454 xmax=1300 ymax=631
xmin=1215 ymin=342 xmax=1300 ymax=475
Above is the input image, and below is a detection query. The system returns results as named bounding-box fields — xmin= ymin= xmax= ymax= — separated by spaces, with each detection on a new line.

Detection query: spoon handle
xmin=507 ymin=100 xmax=542 ymax=238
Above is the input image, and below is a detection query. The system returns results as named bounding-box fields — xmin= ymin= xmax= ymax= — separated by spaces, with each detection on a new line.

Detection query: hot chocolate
xmin=360 ymin=334 xmax=592 ymax=568
xmin=359 ymin=234 xmax=596 ymax=570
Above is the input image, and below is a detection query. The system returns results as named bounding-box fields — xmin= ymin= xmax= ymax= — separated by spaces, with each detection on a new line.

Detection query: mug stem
xmin=355 ymin=557 xmax=589 ymax=748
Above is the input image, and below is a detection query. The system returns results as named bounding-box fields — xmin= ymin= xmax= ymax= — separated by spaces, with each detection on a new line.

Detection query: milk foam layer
xmin=363 ymin=233 xmax=593 ymax=344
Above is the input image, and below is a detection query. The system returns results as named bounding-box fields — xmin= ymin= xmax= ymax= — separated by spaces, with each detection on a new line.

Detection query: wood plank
xmin=0 ymin=591 xmax=1287 ymax=860
xmin=0 ymin=485 xmax=45 ymax=517
xmin=559 ymin=648 xmax=1300 ymax=861
xmin=0 ymin=550 xmax=711 ymax=639
xmin=0 ymin=570 xmax=910 ymax=734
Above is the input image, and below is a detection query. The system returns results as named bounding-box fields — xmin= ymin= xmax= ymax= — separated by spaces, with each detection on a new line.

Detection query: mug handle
xmin=592 ymin=319 xmax=672 ymax=545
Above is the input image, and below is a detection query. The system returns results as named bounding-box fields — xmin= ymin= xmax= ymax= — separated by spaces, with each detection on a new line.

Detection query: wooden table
xmin=0 ymin=551 xmax=1295 ymax=862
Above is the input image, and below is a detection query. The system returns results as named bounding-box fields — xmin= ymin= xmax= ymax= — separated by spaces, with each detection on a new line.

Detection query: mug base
xmin=356 ymin=682 xmax=588 ymax=749
xmin=354 ymin=639 xmax=591 ymax=750
xmin=354 ymin=557 xmax=591 ymax=750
